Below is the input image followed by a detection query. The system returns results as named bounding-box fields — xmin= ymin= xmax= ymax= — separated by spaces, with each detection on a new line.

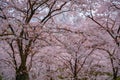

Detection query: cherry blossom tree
xmin=0 ymin=0 xmax=70 ymax=80
xmin=0 ymin=0 xmax=120 ymax=80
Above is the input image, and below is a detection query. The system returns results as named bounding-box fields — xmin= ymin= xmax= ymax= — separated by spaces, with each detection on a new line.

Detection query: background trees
xmin=85 ymin=0 xmax=120 ymax=79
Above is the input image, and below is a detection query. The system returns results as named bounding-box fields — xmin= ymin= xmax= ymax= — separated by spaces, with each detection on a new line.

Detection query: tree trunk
xmin=16 ymin=72 xmax=29 ymax=80
xmin=73 ymin=75 xmax=78 ymax=80
xmin=16 ymin=62 xmax=29 ymax=80
xmin=113 ymin=72 xmax=117 ymax=80
xmin=73 ymin=57 xmax=78 ymax=80
xmin=16 ymin=67 xmax=29 ymax=80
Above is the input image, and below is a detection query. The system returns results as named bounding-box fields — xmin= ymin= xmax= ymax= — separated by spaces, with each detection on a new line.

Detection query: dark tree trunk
xmin=16 ymin=59 xmax=29 ymax=80
xmin=16 ymin=72 xmax=29 ymax=80
xmin=16 ymin=66 xmax=29 ymax=80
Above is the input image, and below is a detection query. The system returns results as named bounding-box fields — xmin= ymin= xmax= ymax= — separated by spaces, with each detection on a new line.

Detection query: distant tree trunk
xmin=112 ymin=68 xmax=118 ymax=80
xmin=113 ymin=75 xmax=117 ymax=80
xmin=73 ymin=58 xmax=78 ymax=80
xmin=73 ymin=75 xmax=78 ymax=80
